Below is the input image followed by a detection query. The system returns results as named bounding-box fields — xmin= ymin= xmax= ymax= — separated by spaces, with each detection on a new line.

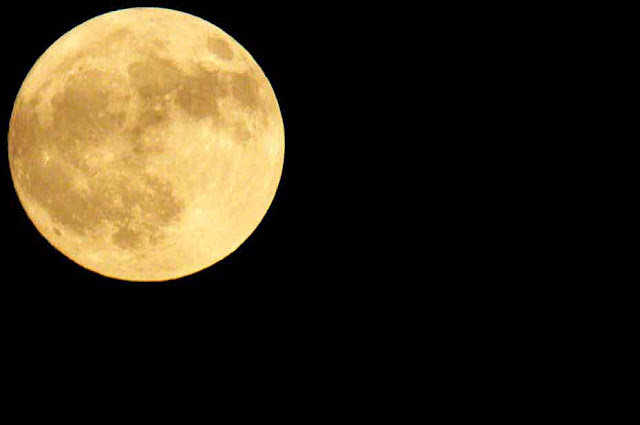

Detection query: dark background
xmin=0 ymin=2 xmax=587 ymax=409
xmin=0 ymin=0 xmax=365 ymax=322
xmin=0 ymin=2 xmax=442 ymax=406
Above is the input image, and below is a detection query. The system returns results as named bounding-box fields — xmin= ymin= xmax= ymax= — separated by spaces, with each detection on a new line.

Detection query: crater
xmin=141 ymin=174 xmax=185 ymax=225
xmin=17 ymin=128 xmax=185 ymax=250
xmin=176 ymin=69 xmax=227 ymax=120
xmin=232 ymin=121 xmax=253 ymax=145
xmin=51 ymin=28 xmax=132 ymax=82
xmin=50 ymin=69 xmax=128 ymax=164
xmin=231 ymin=72 xmax=262 ymax=109
xmin=102 ymin=28 xmax=132 ymax=51
xmin=207 ymin=36 xmax=234 ymax=60
xmin=128 ymin=55 xmax=183 ymax=97
xmin=9 ymin=99 xmax=41 ymax=164
xmin=112 ymin=222 xmax=142 ymax=249
xmin=128 ymin=96 xmax=172 ymax=157
xmin=21 ymin=154 xmax=98 ymax=235
xmin=108 ymin=174 xmax=185 ymax=249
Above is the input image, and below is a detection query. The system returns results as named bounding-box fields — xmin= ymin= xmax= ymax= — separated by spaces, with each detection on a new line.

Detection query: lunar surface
xmin=8 ymin=8 xmax=284 ymax=281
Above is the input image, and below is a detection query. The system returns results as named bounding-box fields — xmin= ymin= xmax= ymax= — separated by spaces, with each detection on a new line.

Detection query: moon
xmin=8 ymin=8 xmax=284 ymax=281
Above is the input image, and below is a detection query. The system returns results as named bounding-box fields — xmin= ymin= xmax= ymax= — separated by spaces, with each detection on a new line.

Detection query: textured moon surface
xmin=8 ymin=8 xmax=284 ymax=281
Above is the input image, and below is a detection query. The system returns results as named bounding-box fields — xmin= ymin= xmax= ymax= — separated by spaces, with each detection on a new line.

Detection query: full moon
xmin=8 ymin=8 xmax=284 ymax=281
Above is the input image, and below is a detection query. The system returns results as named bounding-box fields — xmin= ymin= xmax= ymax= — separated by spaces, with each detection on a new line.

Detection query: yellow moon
xmin=8 ymin=8 xmax=284 ymax=281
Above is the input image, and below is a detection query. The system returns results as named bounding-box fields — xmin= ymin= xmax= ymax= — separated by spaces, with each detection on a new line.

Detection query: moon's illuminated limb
xmin=8 ymin=8 xmax=284 ymax=281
